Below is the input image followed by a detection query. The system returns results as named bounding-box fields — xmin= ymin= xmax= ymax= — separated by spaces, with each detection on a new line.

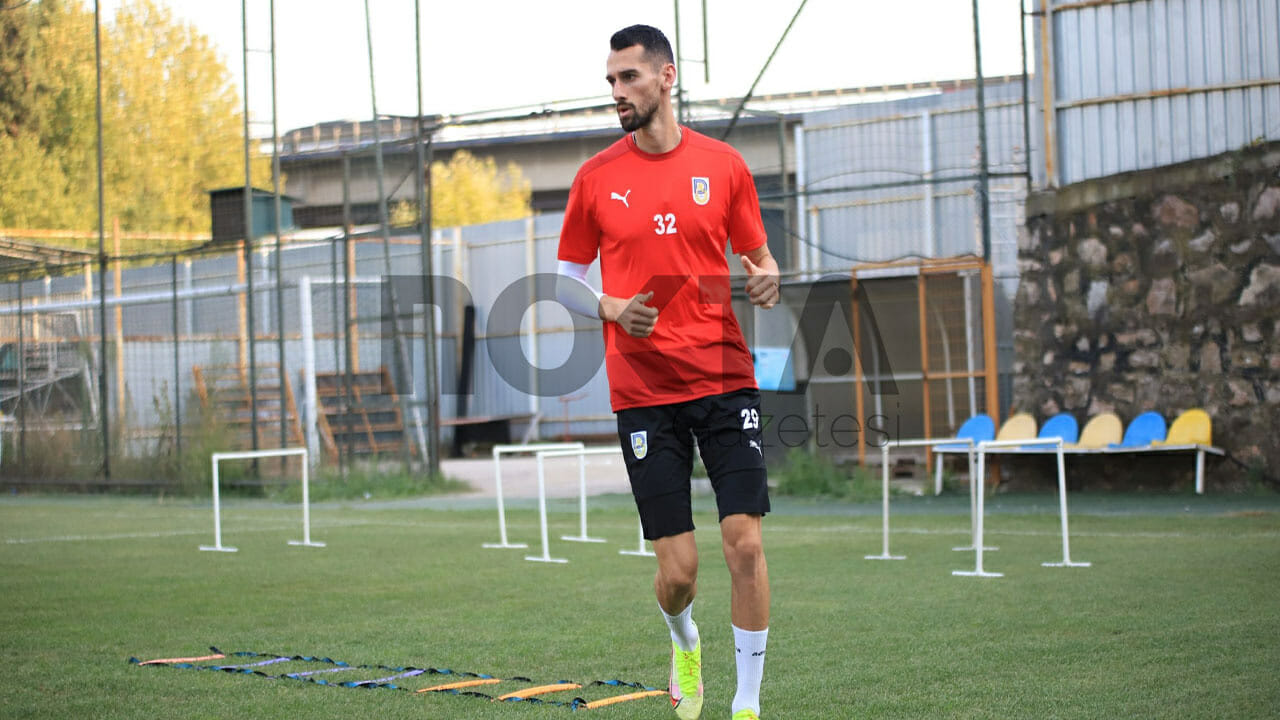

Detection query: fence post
xmin=171 ymin=255 xmax=182 ymax=460
xmin=341 ymin=153 xmax=355 ymax=473
xmin=236 ymin=240 xmax=247 ymax=381
xmin=524 ymin=217 xmax=540 ymax=438
xmin=299 ymin=275 xmax=320 ymax=465
xmin=329 ymin=231 xmax=343 ymax=470
xmin=17 ymin=279 xmax=25 ymax=469
xmin=113 ymin=219 xmax=124 ymax=427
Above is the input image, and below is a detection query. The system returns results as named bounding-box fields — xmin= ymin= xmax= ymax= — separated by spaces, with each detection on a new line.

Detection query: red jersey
xmin=558 ymin=128 xmax=767 ymax=411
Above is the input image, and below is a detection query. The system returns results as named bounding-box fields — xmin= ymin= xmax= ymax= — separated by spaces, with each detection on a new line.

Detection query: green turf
xmin=1 ymin=492 xmax=1278 ymax=719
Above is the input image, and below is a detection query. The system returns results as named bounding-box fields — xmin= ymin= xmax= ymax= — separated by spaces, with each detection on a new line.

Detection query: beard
xmin=617 ymin=100 xmax=656 ymax=132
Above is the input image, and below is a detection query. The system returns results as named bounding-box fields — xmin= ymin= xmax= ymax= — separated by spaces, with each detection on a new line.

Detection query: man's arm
xmin=740 ymin=244 xmax=780 ymax=310
xmin=556 ymin=260 xmax=658 ymax=337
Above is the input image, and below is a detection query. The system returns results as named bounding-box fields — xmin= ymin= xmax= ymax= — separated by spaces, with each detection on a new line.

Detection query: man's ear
xmin=662 ymin=62 xmax=677 ymax=91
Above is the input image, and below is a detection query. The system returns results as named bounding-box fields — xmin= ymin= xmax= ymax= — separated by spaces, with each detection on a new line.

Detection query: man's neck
xmin=633 ymin=111 xmax=682 ymax=154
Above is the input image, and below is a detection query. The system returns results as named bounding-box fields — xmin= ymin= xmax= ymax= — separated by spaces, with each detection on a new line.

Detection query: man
xmin=555 ymin=24 xmax=780 ymax=720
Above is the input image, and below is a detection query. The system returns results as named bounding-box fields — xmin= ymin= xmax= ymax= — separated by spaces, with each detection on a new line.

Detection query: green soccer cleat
xmin=669 ymin=640 xmax=703 ymax=720
xmin=731 ymin=710 xmax=760 ymax=720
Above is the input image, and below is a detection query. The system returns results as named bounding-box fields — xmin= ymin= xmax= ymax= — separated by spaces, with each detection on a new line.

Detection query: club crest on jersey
xmin=691 ymin=176 xmax=710 ymax=206
xmin=630 ymin=431 xmax=648 ymax=460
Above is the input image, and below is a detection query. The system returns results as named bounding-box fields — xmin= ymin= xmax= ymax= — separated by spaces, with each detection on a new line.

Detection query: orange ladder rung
xmin=580 ymin=689 xmax=668 ymax=709
xmin=493 ymin=682 xmax=582 ymax=701
xmin=416 ymin=677 xmax=503 ymax=693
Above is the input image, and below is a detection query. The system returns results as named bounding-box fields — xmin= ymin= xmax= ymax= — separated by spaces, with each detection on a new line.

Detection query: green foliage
xmin=0 ymin=0 xmax=271 ymax=233
xmin=267 ymin=461 xmax=470 ymax=503
xmin=771 ymin=447 xmax=883 ymax=501
xmin=0 ymin=0 xmax=40 ymax=138
xmin=0 ymin=381 xmax=244 ymax=494
xmin=391 ymin=150 xmax=532 ymax=228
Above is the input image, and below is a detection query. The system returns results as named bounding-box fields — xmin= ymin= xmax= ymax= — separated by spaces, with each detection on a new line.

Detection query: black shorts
xmin=615 ymin=387 xmax=770 ymax=541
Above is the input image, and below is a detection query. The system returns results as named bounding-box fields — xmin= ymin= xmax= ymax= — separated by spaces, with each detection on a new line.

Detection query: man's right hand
xmin=599 ymin=291 xmax=657 ymax=338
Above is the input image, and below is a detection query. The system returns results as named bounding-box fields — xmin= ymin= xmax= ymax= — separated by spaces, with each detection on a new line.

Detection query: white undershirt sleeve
xmin=556 ymin=259 xmax=604 ymax=319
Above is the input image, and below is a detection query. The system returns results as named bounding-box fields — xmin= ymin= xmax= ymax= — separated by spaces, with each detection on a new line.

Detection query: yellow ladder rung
xmin=138 ymin=653 xmax=226 ymax=666
xmin=415 ymin=677 xmax=503 ymax=693
xmin=493 ymin=683 xmax=582 ymax=701
xmin=580 ymin=689 xmax=668 ymax=709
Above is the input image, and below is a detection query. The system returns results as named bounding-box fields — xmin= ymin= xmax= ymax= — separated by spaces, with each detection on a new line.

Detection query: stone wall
xmin=1015 ymin=142 xmax=1280 ymax=489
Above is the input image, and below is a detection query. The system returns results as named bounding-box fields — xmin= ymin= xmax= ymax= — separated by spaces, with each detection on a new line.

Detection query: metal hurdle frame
xmin=867 ymin=438 xmax=977 ymax=561
xmin=952 ymin=437 xmax=1090 ymax=578
xmin=559 ymin=447 xmax=611 ymax=545
xmin=525 ymin=446 xmax=623 ymax=564
xmin=484 ymin=443 xmax=584 ymax=549
xmin=618 ymin=517 xmax=656 ymax=558
xmin=200 ymin=447 xmax=323 ymax=552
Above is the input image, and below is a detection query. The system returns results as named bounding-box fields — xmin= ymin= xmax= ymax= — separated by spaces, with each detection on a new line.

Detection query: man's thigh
xmin=617 ymin=403 xmax=695 ymax=540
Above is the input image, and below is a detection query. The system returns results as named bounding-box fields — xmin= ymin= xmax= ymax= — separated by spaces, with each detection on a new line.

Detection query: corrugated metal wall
xmin=0 ymin=214 xmax=619 ymax=447
xmin=1037 ymin=0 xmax=1280 ymax=188
xmin=796 ymin=80 xmax=1030 ymax=415
xmin=797 ymin=79 xmax=1028 ymax=295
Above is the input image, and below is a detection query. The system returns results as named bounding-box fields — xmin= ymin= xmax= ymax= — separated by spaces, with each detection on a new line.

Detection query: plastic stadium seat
xmin=936 ymin=414 xmax=996 ymax=452
xmin=1111 ymin=411 xmax=1167 ymax=448
xmin=1104 ymin=409 xmax=1222 ymax=494
xmin=1155 ymin=408 xmax=1212 ymax=446
xmin=1037 ymin=413 xmax=1079 ymax=444
xmin=930 ymin=413 xmax=996 ymax=496
xmin=1072 ymin=413 xmax=1123 ymax=450
xmin=995 ymin=412 xmax=1038 ymax=442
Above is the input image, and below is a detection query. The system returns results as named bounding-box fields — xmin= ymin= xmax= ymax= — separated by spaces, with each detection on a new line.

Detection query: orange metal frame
xmin=849 ymin=257 xmax=1000 ymax=468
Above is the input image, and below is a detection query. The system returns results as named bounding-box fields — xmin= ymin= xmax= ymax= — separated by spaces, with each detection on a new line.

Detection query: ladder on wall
xmin=313 ymin=367 xmax=411 ymax=461
xmin=192 ymin=363 xmax=305 ymax=450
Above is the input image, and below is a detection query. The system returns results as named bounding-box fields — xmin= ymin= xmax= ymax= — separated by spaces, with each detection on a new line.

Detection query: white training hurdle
xmin=199 ymin=447 xmax=324 ymax=553
xmin=525 ymin=446 xmax=622 ymax=564
xmin=952 ymin=437 xmax=1091 ymax=578
xmin=484 ymin=443 xmax=584 ymax=550
xmin=871 ymin=436 xmax=1090 ymax=577
xmin=618 ymin=517 xmax=656 ymax=558
xmin=559 ymin=449 xmax=610 ymax=546
xmin=868 ymin=438 xmax=977 ymax=561
xmin=950 ymin=442 xmax=1003 ymax=578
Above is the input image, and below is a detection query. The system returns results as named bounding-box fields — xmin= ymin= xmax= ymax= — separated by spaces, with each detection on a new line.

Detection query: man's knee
xmin=722 ymin=517 xmax=765 ymax=576
xmin=658 ymin=555 xmax=698 ymax=593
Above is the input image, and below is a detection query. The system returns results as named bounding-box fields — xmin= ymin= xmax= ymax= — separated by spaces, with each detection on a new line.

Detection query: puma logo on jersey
xmin=610 ymin=189 xmax=631 ymax=208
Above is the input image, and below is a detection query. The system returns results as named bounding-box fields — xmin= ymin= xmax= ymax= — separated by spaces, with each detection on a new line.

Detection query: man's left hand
xmin=741 ymin=254 xmax=780 ymax=309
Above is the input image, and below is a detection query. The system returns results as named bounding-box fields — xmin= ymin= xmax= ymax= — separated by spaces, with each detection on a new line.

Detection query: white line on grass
xmin=767 ymin=524 xmax=1280 ymax=541
xmin=2 ymin=519 xmax=375 ymax=545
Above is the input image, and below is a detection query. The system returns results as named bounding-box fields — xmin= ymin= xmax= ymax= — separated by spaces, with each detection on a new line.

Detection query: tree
xmin=392 ymin=149 xmax=532 ymax=228
xmin=0 ymin=0 xmax=41 ymax=139
xmin=0 ymin=0 xmax=271 ymax=236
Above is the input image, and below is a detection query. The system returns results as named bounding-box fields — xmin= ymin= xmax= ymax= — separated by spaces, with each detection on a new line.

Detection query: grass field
xmin=2 ymin=491 xmax=1279 ymax=719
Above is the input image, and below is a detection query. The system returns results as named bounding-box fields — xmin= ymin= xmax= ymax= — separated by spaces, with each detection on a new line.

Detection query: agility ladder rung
xmin=130 ymin=647 xmax=665 ymax=711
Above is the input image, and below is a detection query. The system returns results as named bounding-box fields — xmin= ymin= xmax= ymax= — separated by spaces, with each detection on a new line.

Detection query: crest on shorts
xmin=630 ymin=430 xmax=648 ymax=460
xmin=691 ymin=176 xmax=710 ymax=206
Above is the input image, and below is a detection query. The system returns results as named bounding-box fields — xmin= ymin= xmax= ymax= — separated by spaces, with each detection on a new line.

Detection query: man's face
xmin=606 ymin=44 xmax=668 ymax=132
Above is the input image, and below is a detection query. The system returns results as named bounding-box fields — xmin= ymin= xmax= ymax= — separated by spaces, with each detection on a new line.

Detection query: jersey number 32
xmin=653 ymin=213 xmax=678 ymax=235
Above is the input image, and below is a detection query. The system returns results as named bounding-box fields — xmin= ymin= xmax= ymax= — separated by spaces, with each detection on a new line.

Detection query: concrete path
xmin=442 ymin=447 xmax=632 ymax=500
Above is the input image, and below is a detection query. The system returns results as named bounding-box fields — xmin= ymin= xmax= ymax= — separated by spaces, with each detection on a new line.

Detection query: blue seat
xmin=936 ymin=414 xmax=995 ymax=452
xmin=1110 ymin=411 xmax=1167 ymax=448
xmin=1036 ymin=413 xmax=1079 ymax=445
xmin=932 ymin=414 xmax=996 ymax=495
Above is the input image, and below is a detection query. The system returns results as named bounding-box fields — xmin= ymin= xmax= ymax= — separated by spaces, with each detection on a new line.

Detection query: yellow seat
xmin=1155 ymin=408 xmax=1212 ymax=446
xmin=1071 ymin=412 xmax=1123 ymax=450
xmin=994 ymin=412 xmax=1037 ymax=442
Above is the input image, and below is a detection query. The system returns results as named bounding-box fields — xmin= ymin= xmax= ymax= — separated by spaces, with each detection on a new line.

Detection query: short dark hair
xmin=610 ymin=24 xmax=674 ymax=67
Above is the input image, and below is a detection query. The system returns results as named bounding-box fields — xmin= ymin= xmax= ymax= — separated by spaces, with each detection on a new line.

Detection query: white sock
xmin=661 ymin=602 xmax=699 ymax=652
xmin=732 ymin=625 xmax=768 ymax=716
